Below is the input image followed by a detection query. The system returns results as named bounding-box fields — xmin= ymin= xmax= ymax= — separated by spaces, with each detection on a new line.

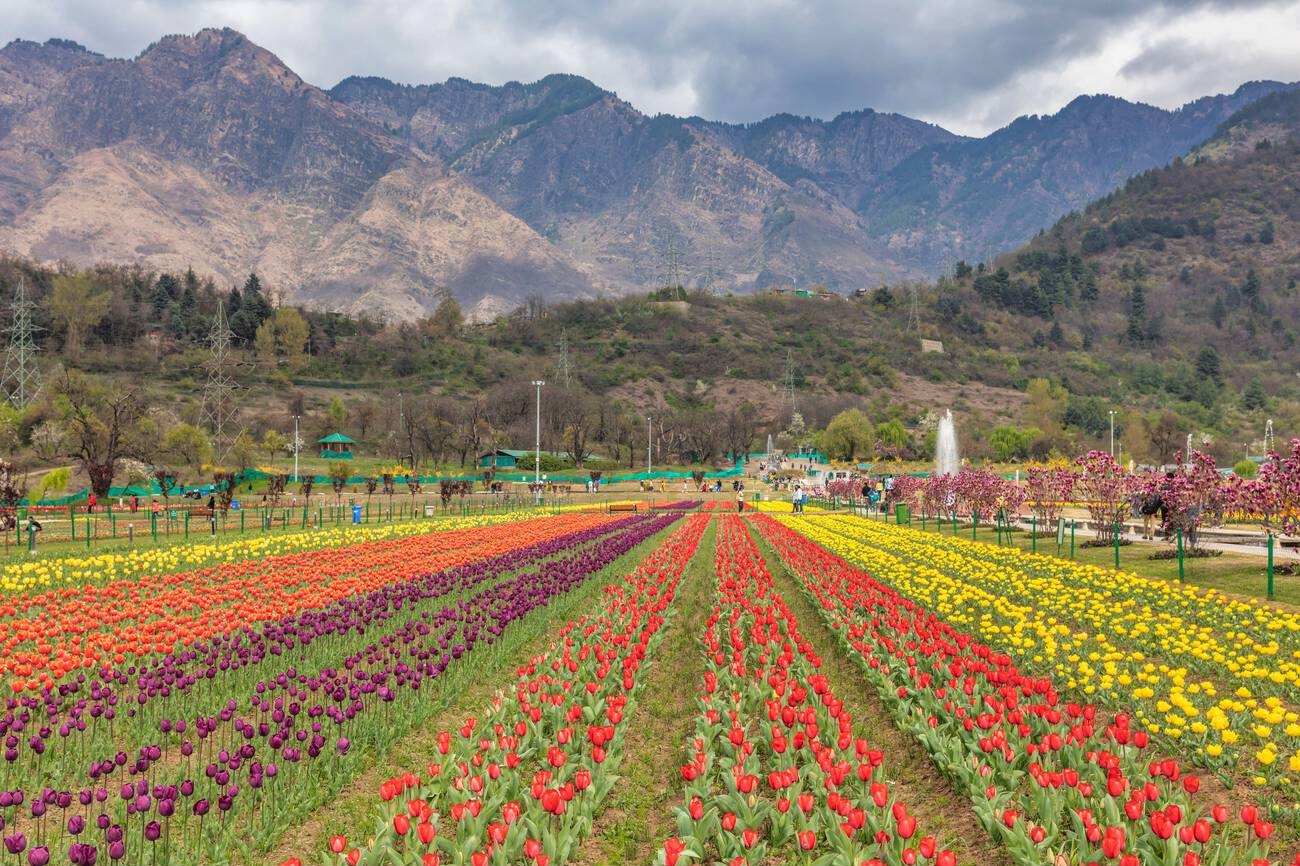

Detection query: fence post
xmin=1177 ymin=529 xmax=1185 ymax=581
xmin=71 ymin=504 xmax=76 ymax=541
xmin=1031 ymin=516 xmax=1037 ymax=554
xmin=151 ymin=511 xmax=157 ymax=541
xmin=1267 ymin=533 xmax=1275 ymax=600
xmin=1113 ymin=521 xmax=1120 ymax=568
xmin=184 ymin=511 xmax=189 ymax=540
xmin=1070 ymin=519 xmax=1076 ymax=558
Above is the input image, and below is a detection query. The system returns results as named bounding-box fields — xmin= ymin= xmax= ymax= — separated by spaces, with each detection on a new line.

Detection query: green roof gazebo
xmin=319 ymin=432 xmax=355 ymax=459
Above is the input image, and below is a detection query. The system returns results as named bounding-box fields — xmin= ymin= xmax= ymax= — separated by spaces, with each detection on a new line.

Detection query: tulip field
xmin=1 ymin=503 xmax=1297 ymax=865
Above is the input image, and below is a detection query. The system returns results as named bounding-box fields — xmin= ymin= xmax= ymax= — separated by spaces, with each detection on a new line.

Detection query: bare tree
xmin=266 ymin=473 xmax=287 ymax=506
xmin=354 ymin=400 xmax=379 ymax=442
xmin=723 ymin=401 xmax=762 ymax=463
xmin=53 ymin=370 xmax=149 ymax=498
xmin=551 ymin=389 xmax=595 ymax=468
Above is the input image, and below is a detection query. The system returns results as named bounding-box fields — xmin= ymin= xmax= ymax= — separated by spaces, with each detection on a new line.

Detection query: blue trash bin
xmin=351 ymin=504 xmax=363 ymax=525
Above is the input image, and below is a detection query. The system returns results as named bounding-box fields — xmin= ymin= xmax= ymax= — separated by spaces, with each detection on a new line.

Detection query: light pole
xmin=646 ymin=414 xmax=652 ymax=476
xmin=532 ymin=380 xmax=545 ymax=505
xmin=293 ymin=415 xmax=300 ymax=482
xmin=1108 ymin=410 xmax=1116 ymax=459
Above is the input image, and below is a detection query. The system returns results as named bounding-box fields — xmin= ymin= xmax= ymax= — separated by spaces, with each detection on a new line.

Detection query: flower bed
xmin=662 ymin=514 xmax=951 ymax=866
xmin=0 ymin=512 xmax=679 ymax=864
xmin=753 ymin=513 xmax=1281 ymax=866
xmin=302 ymin=513 xmax=709 ymax=866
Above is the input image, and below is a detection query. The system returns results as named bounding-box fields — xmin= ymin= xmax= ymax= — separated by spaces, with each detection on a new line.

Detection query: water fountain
xmin=935 ymin=410 xmax=960 ymax=476
xmin=766 ymin=433 xmax=774 ymax=455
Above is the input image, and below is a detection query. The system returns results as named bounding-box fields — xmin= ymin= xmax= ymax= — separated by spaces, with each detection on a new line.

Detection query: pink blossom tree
xmin=1025 ymin=466 xmax=1076 ymax=530
xmin=1074 ymin=450 xmax=1139 ymax=544
xmin=1156 ymin=451 xmax=1227 ymax=551
xmin=1232 ymin=439 xmax=1300 ymax=538
xmin=953 ymin=467 xmax=1003 ymax=524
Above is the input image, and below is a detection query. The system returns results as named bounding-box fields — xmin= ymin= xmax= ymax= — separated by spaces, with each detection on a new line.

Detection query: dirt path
xmin=749 ymin=518 xmax=1013 ymax=866
xmin=573 ymin=519 xmax=717 ymax=866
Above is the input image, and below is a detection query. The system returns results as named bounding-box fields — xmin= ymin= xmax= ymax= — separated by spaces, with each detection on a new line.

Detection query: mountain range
xmin=0 ymin=28 xmax=1292 ymax=320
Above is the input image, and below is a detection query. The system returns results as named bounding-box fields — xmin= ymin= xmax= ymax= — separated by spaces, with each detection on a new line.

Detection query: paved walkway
xmin=1014 ymin=517 xmax=1300 ymax=561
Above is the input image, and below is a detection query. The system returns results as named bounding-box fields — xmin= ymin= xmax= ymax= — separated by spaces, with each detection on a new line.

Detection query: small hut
xmin=318 ymin=433 xmax=355 ymax=459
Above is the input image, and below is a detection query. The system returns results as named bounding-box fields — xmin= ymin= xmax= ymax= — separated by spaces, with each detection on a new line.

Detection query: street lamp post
xmin=1108 ymin=410 xmax=1116 ymax=459
xmin=293 ymin=415 xmax=300 ymax=483
xmin=646 ymin=414 xmax=652 ymax=476
xmin=532 ymin=381 xmax=545 ymax=505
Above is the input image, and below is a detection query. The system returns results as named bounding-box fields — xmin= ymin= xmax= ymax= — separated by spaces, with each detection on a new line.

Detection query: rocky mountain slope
xmin=0 ymin=30 xmax=603 ymax=321
xmin=0 ymin=28 xmax=1293 ymax=319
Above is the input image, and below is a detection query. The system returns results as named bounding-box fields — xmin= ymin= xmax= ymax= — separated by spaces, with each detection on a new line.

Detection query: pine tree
xmin=1126 ymin=283 xmax=1147 ymax=344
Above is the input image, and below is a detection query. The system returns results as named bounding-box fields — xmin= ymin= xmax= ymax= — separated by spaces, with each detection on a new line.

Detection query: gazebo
xmin=319 ymin=433 xmax=355 ymax=459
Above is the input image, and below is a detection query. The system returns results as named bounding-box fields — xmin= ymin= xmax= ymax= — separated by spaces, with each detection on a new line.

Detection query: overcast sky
xmin=4 ymin=0 xmax=1300 ymax=135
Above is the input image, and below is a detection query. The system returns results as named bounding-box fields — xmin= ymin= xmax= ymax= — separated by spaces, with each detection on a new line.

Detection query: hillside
xmin=924 ymin=87 xmax=1300 ymax=457
xmin=0 ymin=29 xmax=1292 ymax=319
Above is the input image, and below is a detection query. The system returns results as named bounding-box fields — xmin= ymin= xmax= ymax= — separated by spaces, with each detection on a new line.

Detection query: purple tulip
xmin=26 ymin=848 xmax=48 ymax=866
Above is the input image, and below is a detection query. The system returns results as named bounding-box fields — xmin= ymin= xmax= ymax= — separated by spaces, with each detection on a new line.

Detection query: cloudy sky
xmin=4 ymin=0 xmax=1300 ymax=135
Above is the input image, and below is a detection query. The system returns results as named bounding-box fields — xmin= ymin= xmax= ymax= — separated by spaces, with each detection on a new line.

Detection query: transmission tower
xmin=659 ymin=240 xmax=684 ymax=300
xmin=699 ymin=245 xmax=719 ymax=294
xmin=557 ymin=328 xmax=573 ymax=389
xmin=907 ymin=283 xmax=921 ymax=332
xmin=201 ymin=304 xmax=241 ymax=456
xmin=782 ymin=349 xmax=798 ymax=413
xmin=1 ymin=278 xmax=42 ymax=409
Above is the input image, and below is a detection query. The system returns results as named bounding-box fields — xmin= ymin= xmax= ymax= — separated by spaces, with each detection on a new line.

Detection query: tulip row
xmin=804 ymin=513 xmax=1300 ymax=794
xmin=2 ymin=512 xmax=618 ymax=691
xmin=0 ymin=512 xmax=682 ymax=866
xmin=304 ymin=513 xmax=710 ymax=866
xmin=754 ymin=514 xmax=1281 ymax=866
xmin=663 ymin=514 xmax=951 ymax=866
xmin=0 ymin=511 xmax=539 ymax=594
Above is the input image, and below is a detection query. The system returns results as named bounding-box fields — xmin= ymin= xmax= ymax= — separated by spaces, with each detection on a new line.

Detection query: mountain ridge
xmin=0 ymin=28 xmax=1295 ymax=319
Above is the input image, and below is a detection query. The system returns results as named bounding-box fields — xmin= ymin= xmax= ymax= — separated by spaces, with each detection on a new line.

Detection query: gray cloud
xmin=2 ymin=0 xmax=1298 ymax=134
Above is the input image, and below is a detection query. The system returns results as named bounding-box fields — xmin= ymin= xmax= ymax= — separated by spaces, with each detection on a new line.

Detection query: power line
xmin=2 ymin=277 xmax=42 ymax=410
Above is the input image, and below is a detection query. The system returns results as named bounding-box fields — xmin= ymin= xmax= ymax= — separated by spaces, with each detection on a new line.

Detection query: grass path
xmin=748 ymin=517 xmax=1014 ymax=866
xmin=573 ymin=519 xmax=718 ymax=866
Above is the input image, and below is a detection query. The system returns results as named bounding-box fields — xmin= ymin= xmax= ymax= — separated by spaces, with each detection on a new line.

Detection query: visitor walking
xmin=737 ymin=489 xmax=745 ymax=513
xmin=1140 ymin=488 xmax=1161 ymax=540
xmin=87 ymin=492 xmax=96 ymax=514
